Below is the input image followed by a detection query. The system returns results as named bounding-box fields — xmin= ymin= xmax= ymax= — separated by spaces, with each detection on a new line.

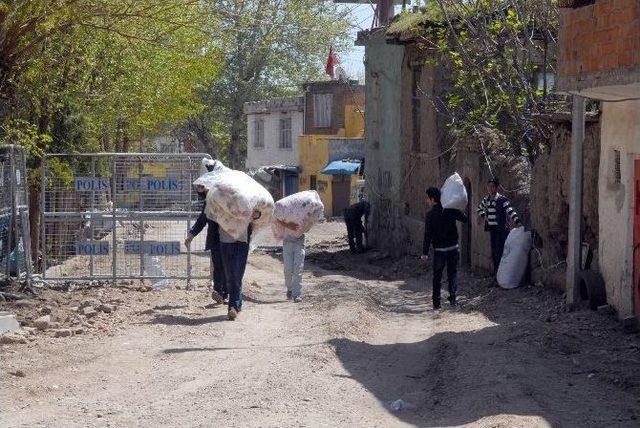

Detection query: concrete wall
xmin=599 ymin=100 xmax=639 ymax=318
xmin=558 ymin=0 xmax=640 ymax=92
xmin=328 ymin=138 xmax=365 ymax=161
xmin=361 ymin=29 xmax=405 ymax=255
xmin=245 ymin=109 xmax=304 ymax=170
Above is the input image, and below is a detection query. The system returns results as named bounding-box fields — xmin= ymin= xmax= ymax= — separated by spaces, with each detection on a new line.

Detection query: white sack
xmin=202 ymin=169 xmax=274 ymax=241
xmin=441 ymin=172 xmax=468 ymax=211
xmin=193 ymin=160 xmax=230 ymax=189
xmin=272 ymin=191 xmax=325 ymax=240
xmin=497 ymin=226 xmax=532 ymax=289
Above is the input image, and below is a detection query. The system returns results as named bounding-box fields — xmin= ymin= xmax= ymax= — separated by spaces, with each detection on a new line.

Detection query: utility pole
xmin=333 ymin=0 xmax=399 ymax=28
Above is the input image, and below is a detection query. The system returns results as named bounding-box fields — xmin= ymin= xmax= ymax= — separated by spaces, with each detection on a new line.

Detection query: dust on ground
xmin=1 ymin=221 xmax=640 ymax=427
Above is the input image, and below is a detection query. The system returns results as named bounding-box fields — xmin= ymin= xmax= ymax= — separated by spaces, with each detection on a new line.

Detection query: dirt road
xmin=2 ymin=223 xmax=640 ymax=427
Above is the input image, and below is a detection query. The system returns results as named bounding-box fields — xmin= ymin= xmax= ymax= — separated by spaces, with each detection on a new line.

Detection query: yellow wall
xmin=298 ymin=134 xmax=334 ymax=216
xmin=298 ymin=103 xmax=365 ymax=217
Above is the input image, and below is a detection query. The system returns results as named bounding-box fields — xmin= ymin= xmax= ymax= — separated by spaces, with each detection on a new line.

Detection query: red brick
xmin=619 ymin=51 xmax=635 ymax=67
xmin=596 ymin=0 xmax=616 ymax=15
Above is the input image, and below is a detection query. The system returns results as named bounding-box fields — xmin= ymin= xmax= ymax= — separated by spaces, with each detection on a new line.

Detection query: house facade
xmin=244 ymin=96 xmax=304 ymax=170
xmin=558 ymin=0 xmax=640 ymax=321
xmin=298 ymin=80 xmax=365 ymax=217
xmin=244 ymin=96 xmax=304 ymax=199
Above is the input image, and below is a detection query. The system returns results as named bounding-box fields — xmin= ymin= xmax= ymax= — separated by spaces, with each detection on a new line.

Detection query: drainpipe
xmin=566 ymin=95 xmax=586 ymax=308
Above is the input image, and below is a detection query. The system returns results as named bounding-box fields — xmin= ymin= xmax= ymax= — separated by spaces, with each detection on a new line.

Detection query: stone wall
xmin=529 ymin=114 xmax=601 ymax=290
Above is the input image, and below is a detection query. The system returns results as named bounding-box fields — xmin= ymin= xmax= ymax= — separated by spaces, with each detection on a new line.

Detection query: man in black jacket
xmin=421 ymin=187 xmax=467 ymax=309
xmin=184 ymin=165 xmax=227 ymax=304
xmin=343 ymin=200 xmax=370 ymax=253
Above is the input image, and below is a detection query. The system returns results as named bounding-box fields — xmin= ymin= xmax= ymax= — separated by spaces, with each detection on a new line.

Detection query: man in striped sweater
xmin=477 ymin=178 xmax=520 ymax=276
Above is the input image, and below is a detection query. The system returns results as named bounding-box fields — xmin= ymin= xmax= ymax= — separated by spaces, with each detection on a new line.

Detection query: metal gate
xmin=41 ymin=153 xmax=212 ymax=287
xmin=0 ymin=145 xmax=32 ymax=284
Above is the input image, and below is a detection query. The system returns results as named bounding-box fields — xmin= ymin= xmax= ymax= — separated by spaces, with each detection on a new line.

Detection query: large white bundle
xmin=272 ymin=191 xmax=324 ymax=239
xmin=193 ymin=160 xmax=230 ymax=189
xmin=441 ymin=172 xmax=468 ymax=211
xmin=497 ymin=226 xmax=532 ymax=289
xmin=201 ymin=169 xmax=274 ymax=241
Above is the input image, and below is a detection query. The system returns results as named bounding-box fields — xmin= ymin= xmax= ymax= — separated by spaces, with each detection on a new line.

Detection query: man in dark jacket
xmin=343 ymin=200 xmax=370 ymax=253
xmin=422 ymin=187 xmax=467 ymax=309
xmin=185 ymin=174 xmax=227 ymax=304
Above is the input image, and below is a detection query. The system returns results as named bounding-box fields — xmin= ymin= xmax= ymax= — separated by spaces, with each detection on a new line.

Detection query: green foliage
xmin=422 ymin=0 xmax=564 ymax=160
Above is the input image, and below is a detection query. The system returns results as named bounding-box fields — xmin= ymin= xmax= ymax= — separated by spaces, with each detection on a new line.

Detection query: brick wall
xmin=558 ymin=0 xmax=640 ymax=92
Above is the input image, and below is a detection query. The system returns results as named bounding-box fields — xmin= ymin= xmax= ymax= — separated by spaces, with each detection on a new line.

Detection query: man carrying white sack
xmin=185 ymin=159 xmax=227 ymax=304
xmin=273 ymin=190 xmax=324 ymax=303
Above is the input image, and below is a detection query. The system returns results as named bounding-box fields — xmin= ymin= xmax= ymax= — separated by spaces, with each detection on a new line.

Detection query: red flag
xmin=325 ymin=46 xmax=338 ymax=79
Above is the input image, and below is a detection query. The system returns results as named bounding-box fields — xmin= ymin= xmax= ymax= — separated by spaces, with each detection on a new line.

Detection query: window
xmin=313 ymin=94 xmax=333 ymax=128
xmin=254 ymin=118 xmax=264 ymax=148
xmin=310 ymin=175 xmax=317 ymax=190
xmin=279 ymin=117 xmax=292 ymax=149
xmin=411 ymin=65 xmax=422 ymax=152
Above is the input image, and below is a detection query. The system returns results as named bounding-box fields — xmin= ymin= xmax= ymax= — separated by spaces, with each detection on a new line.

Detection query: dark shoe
xmin=227 ymin=308 xmax=238 ymax=321
xmin=433 ymin=302 xmax=441 ymax=310
xmin=448 ymin=296 xmax=457 ymax=306
xmin=286 ymin=290 xmax=292 ymax=300
xmin=293 ymin=296 xmax=303 ymax=303
xmin=211 ymin=290 xmax=224 ymax=304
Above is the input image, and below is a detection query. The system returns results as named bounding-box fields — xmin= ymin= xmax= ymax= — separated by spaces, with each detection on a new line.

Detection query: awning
xmin=321 ymin=160 xmax=361 ymax=175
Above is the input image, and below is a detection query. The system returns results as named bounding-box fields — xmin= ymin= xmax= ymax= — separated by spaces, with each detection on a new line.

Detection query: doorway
xmin=332 ymin=175 xmax=351 ymax=217
xmin=461 ymin=178 xmax=472 ymax=267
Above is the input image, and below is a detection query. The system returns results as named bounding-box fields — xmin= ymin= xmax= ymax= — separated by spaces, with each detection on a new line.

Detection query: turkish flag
xmin=325 ymin=46 xmax=338 ymax=79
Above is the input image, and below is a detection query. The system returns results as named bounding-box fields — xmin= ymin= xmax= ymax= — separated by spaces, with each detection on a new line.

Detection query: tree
xmin=0 ymin=0 xmax=223 ymax=265
xmin=409 ymin=0 xmax=565 ymax=161
xmin=185 ymin=0 xmax=352 ymax=167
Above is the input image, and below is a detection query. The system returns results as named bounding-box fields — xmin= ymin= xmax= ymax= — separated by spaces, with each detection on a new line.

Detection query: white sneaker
xmin=293 ymin=296 xmax=303 ymax=303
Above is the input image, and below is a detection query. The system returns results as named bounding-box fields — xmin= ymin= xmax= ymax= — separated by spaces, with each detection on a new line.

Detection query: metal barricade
xmin=0 ymin=145 xmax=32 ymax=284
xmin=40 ymin=153 xmax=212 ymax=288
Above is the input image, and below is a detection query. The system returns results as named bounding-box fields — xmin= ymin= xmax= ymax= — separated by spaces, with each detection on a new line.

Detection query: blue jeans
xmin=220 ymin=241 xmax=249 ymax=311
xmin=211 ymin=248 xmax=227 ymax=298
xmin=432 ymin=249 xmax=459 ymax=307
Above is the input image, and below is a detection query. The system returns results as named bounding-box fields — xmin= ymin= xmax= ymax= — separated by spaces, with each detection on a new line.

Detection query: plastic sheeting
xmin=497 ymin=226 xmax=532 ymax=289
xmin=195 ymin=168 xmax=274 ymax=242
xmin=272 ymin=191 xmax=324 ymax=240
xmin=441 ymin=172 xmax=468 ymax=211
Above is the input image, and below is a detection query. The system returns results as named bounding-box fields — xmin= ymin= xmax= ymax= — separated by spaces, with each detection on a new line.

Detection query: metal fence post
xmin=90 ymin=156 xmax=95 ymax=277
xmin=186 ymin=161 xmax=193 ymax=290
xmin=111 ymin=155 xmax=117 ymax=287
xmin=40 ymin=155 xmax=47 ymax=279
xmin=138 ymin=156 xmax=144 ymax=283
xmin=6 ymin=147 xmax=15 ymax=279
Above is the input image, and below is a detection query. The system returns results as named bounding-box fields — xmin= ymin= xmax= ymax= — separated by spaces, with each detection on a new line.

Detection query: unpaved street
xmin=2 ymin=223 xmax=640 ymax=427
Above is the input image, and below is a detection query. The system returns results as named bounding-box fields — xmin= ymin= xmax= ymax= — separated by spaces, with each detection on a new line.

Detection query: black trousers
xmin=210 ymin=247 xmax=227 ymax=298
xmin=489 ymin=227 xmax=509 ymax=275
xmin=345 ymin=216 xmax=364 ymax=253
xmin=432 ymin=249 xmax=459 ymax=307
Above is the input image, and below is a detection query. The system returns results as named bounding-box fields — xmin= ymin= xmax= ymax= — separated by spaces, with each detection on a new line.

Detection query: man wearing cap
xmin=477 ymin=178 xmax=520 ymax=277
xmin=185 ymin=159 xmax=227 ymax=304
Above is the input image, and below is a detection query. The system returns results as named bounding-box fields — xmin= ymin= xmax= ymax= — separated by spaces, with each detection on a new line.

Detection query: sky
xmin=337 ymin=3 xmax=376 ymax=80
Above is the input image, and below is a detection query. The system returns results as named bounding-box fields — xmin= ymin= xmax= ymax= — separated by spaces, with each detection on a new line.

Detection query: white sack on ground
xmin=441 ymin=172 xmax=468 ymax=211
xmin=272 ymin=191 xmax=325 ymax=240
xmin=497 ymin=226 xmax=532 ymax=289
xmin=202 ymin=169 xmax=274 ymax=241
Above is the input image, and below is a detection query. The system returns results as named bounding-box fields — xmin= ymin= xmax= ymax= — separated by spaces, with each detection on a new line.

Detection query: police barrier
xmin=41 ymin=153 xmax=212 ymax=287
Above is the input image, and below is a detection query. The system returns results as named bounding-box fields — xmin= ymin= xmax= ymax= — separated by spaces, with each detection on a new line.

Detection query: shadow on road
xmin=329 ymin=323 xmax=640 ymax=427
xmin=147 ymin=314 xmax=228 ymax=326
